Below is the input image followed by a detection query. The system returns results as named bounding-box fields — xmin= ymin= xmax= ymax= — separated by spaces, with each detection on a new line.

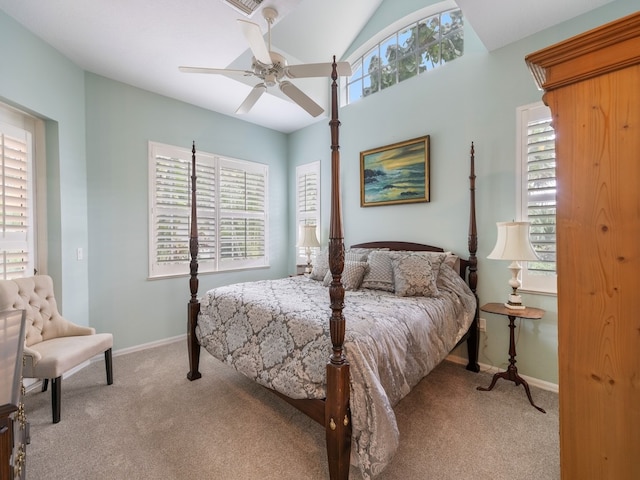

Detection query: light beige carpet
xmin=23 ymin=339 xmax=559 ymax=479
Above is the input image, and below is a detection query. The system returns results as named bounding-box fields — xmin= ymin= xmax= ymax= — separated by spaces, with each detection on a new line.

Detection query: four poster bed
xmin=186 ymin=59 xmax=480 ymax=479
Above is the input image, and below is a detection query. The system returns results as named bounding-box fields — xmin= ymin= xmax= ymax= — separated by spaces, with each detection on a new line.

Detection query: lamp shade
xmin=298 ymin=225 xmax=320 ymax=248
xmin=487 ymin=221 xmax=538 ymax=261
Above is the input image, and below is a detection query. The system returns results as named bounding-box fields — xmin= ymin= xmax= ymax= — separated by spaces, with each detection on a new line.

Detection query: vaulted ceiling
xmin=0 ymin=0 xmax=613 ymax=133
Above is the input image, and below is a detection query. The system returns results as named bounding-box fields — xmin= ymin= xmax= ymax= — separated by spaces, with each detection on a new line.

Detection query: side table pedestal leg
xmin=477 ymin=314 xmax=546 ymax=413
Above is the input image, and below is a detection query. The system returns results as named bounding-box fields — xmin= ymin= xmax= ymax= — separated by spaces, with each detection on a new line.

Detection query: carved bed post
xmin=187 ymin=141 xmax=202 ymax=381
xmin=466 ymin=142 xmax=480 ymax=372
xmin=325 ymin=57 xmax=351 ymax=480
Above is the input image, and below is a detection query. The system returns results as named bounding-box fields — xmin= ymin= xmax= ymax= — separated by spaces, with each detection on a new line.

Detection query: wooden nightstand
xmin=477 ymin=302 xmax=546 ymax=413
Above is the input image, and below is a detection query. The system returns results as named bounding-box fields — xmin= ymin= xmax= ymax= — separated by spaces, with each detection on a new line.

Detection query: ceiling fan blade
xmin=279 ymin=81 xmax=324 ymax=117
xmin=179 ymin=66 xmax=254 ymax=76
xmin=236 ymin=83 xmax=267 ymax=114
xmin=285 ymin=61 xmax=352 ymax=79
xmin=238 ymin=19 xmax=272 ymax=66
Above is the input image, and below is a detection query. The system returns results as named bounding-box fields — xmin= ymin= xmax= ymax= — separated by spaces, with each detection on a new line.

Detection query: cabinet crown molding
xmin=525 ymin=11 xmax=640 ymax=91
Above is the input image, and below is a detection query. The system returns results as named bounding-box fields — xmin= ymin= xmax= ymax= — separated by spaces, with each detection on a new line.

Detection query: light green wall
xmin=0 ymin=9 xmax=289 ymax=349
xmin=0 ymin=10 xmax=89 ymax=325
xmin=288 ymin=0 xmax=637 ymax=385
xmin=84 ymin=74 xmax=289 ymax=348
xmin=1 ymin=0 xmax=636 ymax=384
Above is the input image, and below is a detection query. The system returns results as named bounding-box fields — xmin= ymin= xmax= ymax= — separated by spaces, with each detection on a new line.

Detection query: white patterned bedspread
xmin=196 ymin=264 xmax=476 ymax=479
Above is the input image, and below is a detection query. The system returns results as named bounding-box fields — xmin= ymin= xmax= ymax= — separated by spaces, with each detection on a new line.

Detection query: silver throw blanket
xmin=196 ymin=264 xmax=476 ymax=478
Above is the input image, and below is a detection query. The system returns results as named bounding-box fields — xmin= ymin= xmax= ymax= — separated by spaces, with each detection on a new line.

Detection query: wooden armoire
xmin=525 ymin=12 xmax=640 ymax=480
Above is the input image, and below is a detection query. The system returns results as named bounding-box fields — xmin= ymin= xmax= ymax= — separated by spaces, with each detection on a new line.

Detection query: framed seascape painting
xmin=360 ymin=135 xmax=430 ymax=207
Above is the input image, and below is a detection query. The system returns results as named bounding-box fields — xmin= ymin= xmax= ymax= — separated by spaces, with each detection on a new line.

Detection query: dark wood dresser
xmin=0 ymin=310 xmax=27 ymax=480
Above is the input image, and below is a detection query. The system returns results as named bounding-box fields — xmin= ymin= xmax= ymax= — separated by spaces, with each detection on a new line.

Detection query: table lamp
xmin=487 ymin=221 xmax=539 ymax=310
xmin=298 ymin=224 xmax=320 ymax=275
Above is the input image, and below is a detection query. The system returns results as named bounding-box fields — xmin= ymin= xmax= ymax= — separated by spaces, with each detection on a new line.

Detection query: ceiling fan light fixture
xmin=222 ymin=0 xmax=264 ymax=17
xmin=264 ymin=73 xmax=277 ymax=87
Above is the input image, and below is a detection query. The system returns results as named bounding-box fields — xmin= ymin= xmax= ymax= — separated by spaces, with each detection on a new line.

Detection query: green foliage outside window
xmin=348 ymin=9 xmax=464 ymax=103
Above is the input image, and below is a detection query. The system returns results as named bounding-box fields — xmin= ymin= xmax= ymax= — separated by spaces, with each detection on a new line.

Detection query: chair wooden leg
xmin=105 ymin=348 xmax=113 ymax=385
xmin=51 ymin=376 xmax=62 ymax=423
xmin=41 ymin=378 xmax=49 ymax=392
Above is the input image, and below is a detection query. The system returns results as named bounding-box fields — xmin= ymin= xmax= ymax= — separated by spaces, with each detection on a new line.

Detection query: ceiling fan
xmin=179 ymin=7 xmax=352 ymax=117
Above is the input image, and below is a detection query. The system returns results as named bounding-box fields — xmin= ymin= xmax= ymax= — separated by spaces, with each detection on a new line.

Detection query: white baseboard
xmin=24 ymin=335 xmax=187 ymax=393
xmin=111 ymin=334 xmax=185 ymax=357
xmin=24 ymin=336 xmax=557 ymax=395
xmin=446 ymin=353 xmax=559 ymax=393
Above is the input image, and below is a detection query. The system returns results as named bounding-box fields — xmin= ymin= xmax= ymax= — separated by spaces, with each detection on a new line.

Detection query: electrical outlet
xmin=478 ymin=317 xmax=487 ymax=332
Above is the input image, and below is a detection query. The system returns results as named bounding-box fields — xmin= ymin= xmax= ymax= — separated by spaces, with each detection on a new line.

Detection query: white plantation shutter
xmin=195 ymin=163 xmax=217 ymax=266
xmin=295 ymin=162 xmax=320 ymax=263
xmin=218 ymin=158 xmax=267 ymax=269
xmin=149 ymin=143 xmax=216 ymax=277
xmin=517 ymin=103 xmax=557 ymax=294
xmin=0 ymin=123 xmax=34 ymax=279
xmin=526 ymin=117 xmax=556 ymax=273
xmin=149 ymin=142 xmax=267 ymax=277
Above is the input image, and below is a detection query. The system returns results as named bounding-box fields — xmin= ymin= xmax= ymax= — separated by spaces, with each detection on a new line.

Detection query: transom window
xmin=346 ymin=7 xmax=463 ymax=104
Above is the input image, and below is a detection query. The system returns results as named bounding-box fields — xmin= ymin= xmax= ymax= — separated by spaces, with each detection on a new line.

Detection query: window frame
xmin=0 ymin=106 xmax=39 ymax=280
xmin=148 ymin=141 xmax=269 ymax=279
xmin=516 ymin=101 xmax=557 ymax=295
xmin=295 ymin=161 xmax=321 ymax=265
xmin=217 ymin=156 xmax=269 ymax=271
xmin=344 ymin=0 xmax=463 ymax=105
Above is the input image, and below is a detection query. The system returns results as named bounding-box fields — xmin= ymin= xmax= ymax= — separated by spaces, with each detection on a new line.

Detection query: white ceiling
xmin=0 ymin=0 xmax=613 ymax=133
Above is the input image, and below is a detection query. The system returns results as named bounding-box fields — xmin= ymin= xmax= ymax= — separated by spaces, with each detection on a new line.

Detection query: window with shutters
xmin=218 ymin=158 xmax=267 ymax=270
xmin=148 ymin=142 xmax=268 ymax=278
xmin=0 ymin=119 xmax=35 ymax=280
xmin=295 ymin=162 xmax=320 ymax=265
xmin=516 ymin=102 xmax=557 ymax=294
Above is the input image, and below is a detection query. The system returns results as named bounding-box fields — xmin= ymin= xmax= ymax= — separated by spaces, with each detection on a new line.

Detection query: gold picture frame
xmin=360 ymin=135 xmax=430 ymax=207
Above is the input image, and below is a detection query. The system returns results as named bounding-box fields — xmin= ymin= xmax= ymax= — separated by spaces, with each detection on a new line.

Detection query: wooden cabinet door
xmin=546 ymin=64 xmax=640 ymax=480
xmin=526 ymin=12 xmax=640 ymax=480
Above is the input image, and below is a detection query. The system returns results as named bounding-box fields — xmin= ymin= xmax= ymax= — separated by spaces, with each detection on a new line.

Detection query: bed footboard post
xmin=326 ymin=362 xmax=351 ymax=480
xmin=187 ymin=301 xmax=202 ymax=381
xmin=325 ymin=58 xmax=352 ymax=480
xmin=187 ymin=141 xmax=202 ymax=381
xmin=466 ymin=142 xmax=480 ymax=372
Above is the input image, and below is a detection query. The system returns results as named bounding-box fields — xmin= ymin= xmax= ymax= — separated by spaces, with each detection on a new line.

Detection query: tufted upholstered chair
xmin=0 ymin=275 xmax=113 ymax=423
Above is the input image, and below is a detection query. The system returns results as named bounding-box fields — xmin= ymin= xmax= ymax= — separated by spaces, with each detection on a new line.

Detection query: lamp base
xmin=304 ymin=249 xmax=313 ymax=275
xmin=504 ymin=302 xmax=526 ymax=310
xmin=505 ymin=293 xmax=526 ymax=310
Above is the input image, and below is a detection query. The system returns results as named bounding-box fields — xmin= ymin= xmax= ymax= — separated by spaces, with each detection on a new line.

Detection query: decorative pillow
xmin=443 ymin=251 xmax=460 ymax=272
xmin=309 ymin=248 xmax=329 ymax=281
xmin=345 ymin=250 xmax=369 ymax=262
xmin=361 ymin=250 xmax=395 ymax=292
xmin=345 ymin=247 xmax=388 ymax=260
xmin=323 ymin=261 xmax=368 ymax=291
xmin=390 ymin=252 xmax=447 ymax=297
xmin=310 ymin=248 xmax=367 ymax=281
xmin=437 ymin=261 xmax=460 ymax=288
